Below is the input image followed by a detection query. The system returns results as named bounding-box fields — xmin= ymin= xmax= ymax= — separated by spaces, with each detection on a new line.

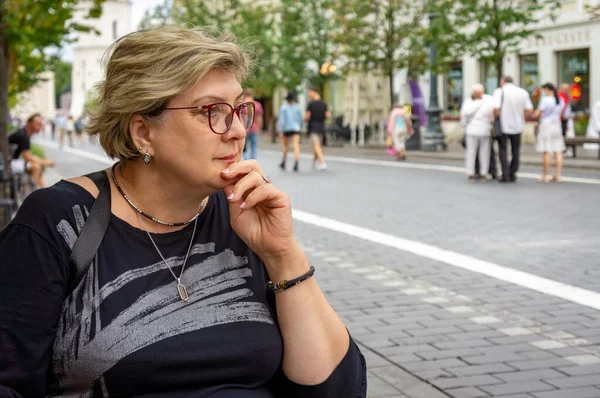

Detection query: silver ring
xmin=261 ymin=174 xmax=272 ymax=185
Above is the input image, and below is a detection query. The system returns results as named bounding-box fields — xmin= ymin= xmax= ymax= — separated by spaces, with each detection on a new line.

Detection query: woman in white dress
xmin=535 ymin=83 xmax=565 ymax=182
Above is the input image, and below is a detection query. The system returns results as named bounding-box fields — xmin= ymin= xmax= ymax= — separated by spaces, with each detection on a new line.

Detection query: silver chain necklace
xmin=117 ymin=165 xmax=204 ymax=302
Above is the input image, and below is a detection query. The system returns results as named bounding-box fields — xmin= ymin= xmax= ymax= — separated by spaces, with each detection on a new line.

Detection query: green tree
xmin=447 ymin=0 xmax=561 ymax=86
xmin=50 ymin=56 xmax=72 ymax=108
xmin=337 ymin=0 xmax=428 ymax=107
xmin=173 ymin=0 xmax=282 ymax=97
xmin=0 ymin=0 xmax=105 ymax=177
xmin=278 ymin=0 xmax=341 ymax=94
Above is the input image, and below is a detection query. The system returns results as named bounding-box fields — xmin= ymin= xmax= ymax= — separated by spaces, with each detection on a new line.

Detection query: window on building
xmin=445 ymin=62 xmax=463 ymax=115
xmin=520 ymin=54 xmax=539 ymax=106
xmin=557 ymin=48 xmax=590 ymax=113
xmin=481 ymin=61 xmax=499 ymax=94
xmin=112 ymin=21 xmax=118 ymax=40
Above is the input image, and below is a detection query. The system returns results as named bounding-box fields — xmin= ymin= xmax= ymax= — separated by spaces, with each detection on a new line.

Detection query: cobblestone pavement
xmin=34 ymin=139 xmax=600 ymax=397
xmin=299 ymin=223 xmax=600 ymax=397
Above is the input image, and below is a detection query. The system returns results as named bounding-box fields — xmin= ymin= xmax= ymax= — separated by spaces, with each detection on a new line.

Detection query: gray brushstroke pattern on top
xmin=53 ymin=205 xmax=274 ymax=397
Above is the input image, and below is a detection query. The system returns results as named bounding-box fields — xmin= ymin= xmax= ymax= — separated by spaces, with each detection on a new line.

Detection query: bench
xmin=564 ymin=137 xmax=600 ymax=159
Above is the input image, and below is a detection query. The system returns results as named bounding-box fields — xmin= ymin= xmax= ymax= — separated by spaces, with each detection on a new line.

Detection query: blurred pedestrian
xmin=242 ymin=88 xmax=263 ymax=160
xmin=461 ymin=83 xmax=495 ymax=182
xmin=305 ymin=88 xmax=330 ymax=170
xmin=493 ymin=76 xmax=534 ymax=182
xmin=7 ymin=113 xmax=56 ymax=188
xmin=385 ymin=103 xmax=412 ymax=161
xmin=56 ymin=113 xmax=68 ymax=148
xmin=535 ymin=83 xmax=565 ymax=182
xmin=49 ymin=119 xmax=56 ymax=140
xmin=278 ymin=92 xmax=303 ymax=171
xmin=75 ymin=117 xmax=85 ymax=145
xmin=558 ymin=83 xmax=572 ymax=138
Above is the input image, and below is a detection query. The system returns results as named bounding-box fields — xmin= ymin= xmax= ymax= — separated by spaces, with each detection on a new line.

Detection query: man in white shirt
xmin=493 ymin=76 xmax=534 ymax=182
xmin=461 ymin=83 xmax=495 ymax=182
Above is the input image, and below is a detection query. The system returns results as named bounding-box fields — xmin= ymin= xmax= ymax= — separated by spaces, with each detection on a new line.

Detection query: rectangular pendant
xmin=177 ymin=283 xmax=189 ymax=302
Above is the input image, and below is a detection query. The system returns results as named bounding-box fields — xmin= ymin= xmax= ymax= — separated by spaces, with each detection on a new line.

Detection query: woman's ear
xmin=130 ymin=114 xmax=153 ymax=155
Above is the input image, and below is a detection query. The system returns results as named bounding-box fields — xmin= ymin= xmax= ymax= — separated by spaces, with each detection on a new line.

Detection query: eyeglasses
xmin=164 ymin=101 xmax=255 ymax=135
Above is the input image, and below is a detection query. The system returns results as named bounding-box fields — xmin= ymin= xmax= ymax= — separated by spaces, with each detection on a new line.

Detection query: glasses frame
xmin=164 ymin=101 xmax=255 ymax=135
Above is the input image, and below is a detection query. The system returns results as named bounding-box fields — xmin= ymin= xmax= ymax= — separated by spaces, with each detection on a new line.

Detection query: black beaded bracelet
xmin=265 ymin=265 xmax=316 ymax=292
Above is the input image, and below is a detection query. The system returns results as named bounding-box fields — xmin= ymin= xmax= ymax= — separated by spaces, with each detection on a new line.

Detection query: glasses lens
xmin=210 ymin=103 xmax=232 ymax=134
xmin=239 ymin=102 xmax=255 ymax=132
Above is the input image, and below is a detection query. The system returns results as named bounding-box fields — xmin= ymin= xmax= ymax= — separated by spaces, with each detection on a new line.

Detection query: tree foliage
xmin=335 ymin=0 xmax=428 ymax=106
xmin=3 ymin=0 xmax=104 ymax=102
xmin=161 ymin=0 xmax=280 ymax=97
xmin=278 ymin=0 xmax=341 ymax=93
xmin=444 ymin=0 xmax=561 ymax=84
xmin=0 ymin=0 xmax=105 ymax=180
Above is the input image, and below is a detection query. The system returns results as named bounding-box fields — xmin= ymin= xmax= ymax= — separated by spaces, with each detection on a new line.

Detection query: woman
xmin=386 ymin=104 xmax=412 ymax=161
xmin=535 ymin=83 xmax=566 ymax=182
xmin=0 ymin=26 xmax=366 ymax=397
xmin=278 ymin=92 xmax=303 ymax=172
xmin=460 ymin=83 xmax=495 ymax=182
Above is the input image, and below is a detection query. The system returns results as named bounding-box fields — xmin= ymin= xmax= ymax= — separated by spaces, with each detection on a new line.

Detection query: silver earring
xmin=138 ymin=146 xmax=143 ymax=150
xmin=143 ymin=152 xmax=151 ymax=164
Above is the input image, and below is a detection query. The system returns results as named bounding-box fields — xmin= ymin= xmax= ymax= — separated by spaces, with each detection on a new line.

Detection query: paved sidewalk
xmin=299 ymin=222 xmax=600 ymax=398
xmin=258 ymin=135 xmax=600 ymax=171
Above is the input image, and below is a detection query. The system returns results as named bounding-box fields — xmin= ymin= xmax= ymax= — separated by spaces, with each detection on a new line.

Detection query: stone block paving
xmin=294 ymin=222 xmax=600 ymax=398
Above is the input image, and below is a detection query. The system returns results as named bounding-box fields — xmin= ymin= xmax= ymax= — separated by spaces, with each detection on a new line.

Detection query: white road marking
xmin=261 ymin=149 xmax=600 ymax=185
xmin=499 ymin=327 xmax=535 ymax=336
xmin=564 ymin=355 xmax=600 ymax=365
xmin=35 ymin=139 xmax=600 ymax=312
xmin=530 ymin=340 xmax=568 ymax=350
xmin=293 ymin=209 xmax=600 ymax=312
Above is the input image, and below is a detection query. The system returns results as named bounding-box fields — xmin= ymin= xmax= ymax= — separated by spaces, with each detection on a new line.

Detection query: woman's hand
xmin=220 ymin=160 xmax=305 ymax=277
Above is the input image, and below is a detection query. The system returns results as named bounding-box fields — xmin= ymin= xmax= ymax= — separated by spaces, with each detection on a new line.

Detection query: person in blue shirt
xmin=278 ymin=92 xmax=303 ymax=171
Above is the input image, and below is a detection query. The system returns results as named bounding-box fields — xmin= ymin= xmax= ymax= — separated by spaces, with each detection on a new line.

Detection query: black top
xmin=307 ymin=100 xmax=328 ymax=134
xmin=8 ymin=127 xmax=30 ymax=159
xmin=0 ymin=180 xmax=366 ymax=397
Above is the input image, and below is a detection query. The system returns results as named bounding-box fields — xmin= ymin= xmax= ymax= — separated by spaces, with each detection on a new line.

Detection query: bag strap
xmin=67 ymin=170 xmax=111 ymax=295
xmin=465 ymin=101 xmax=485 ymax=129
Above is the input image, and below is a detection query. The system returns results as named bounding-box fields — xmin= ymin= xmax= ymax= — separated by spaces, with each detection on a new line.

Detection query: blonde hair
xmin=86 ymin=25 xmax=250 ymax=160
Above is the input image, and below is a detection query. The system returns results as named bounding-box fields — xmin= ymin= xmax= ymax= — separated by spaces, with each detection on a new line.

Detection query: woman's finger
xmin=238 ymin=183 xmax=287 ymax=210
xmin=226 ymin=170 xmax=267 ymax=203
xmin=220 ymin=159 xmax=263 ymax=180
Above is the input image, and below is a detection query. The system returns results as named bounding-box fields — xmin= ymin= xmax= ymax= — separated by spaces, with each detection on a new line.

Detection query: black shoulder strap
xmin=67 ymin=170 xmax=111 ymax=295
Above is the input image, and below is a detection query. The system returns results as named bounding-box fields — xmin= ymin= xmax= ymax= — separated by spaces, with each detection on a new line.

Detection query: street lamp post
xmin=423 ymin=12 xmax=447 ymax=152
xmin=320 ymin=62 xmax=337 ymax=118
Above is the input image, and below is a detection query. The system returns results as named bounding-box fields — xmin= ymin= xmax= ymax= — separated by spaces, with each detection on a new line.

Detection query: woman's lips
xmin=217 ymin=154 xmax=236 ymax=164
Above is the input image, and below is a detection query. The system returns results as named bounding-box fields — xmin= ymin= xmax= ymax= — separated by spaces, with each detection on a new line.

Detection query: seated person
xmin=9 ymin=113 xmax=55 ymax=188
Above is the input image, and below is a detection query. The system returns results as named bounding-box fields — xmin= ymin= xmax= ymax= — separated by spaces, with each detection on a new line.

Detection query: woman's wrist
xmin=262 ymin=244 xmax=311 ymax=282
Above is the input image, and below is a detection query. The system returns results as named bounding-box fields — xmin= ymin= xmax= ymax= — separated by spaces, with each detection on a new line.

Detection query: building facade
xmin=70 ymin=0 xmax=133 ymax=118
xmin=441 ymin=0 xmax=599 ymax=119
xmin=12 ymin=71 xmax=56 ymax=121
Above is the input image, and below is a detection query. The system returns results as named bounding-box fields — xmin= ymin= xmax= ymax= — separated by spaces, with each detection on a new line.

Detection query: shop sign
xmin=525 ymin=28 xmax=591 ymax=49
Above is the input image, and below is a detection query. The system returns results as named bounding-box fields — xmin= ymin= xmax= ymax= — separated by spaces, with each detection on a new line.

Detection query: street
xmin=36 ymin=137 xmax=600 ymax=398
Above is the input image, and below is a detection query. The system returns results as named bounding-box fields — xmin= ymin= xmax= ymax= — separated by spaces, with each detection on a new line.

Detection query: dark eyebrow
xmin=191 ymin=91 xmax=245 ymax=106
